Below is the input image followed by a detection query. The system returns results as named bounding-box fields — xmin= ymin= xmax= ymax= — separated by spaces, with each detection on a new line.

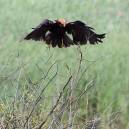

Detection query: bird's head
xmin=55 ymin=19 xmax=67 ymax=27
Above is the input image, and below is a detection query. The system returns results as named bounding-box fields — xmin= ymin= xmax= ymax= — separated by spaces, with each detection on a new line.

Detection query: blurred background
xmin=0 ymin=0 xmax=129 ymax=128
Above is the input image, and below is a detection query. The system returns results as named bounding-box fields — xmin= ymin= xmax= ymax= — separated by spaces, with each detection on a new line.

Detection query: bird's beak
xmin=63 ymin=23 xmax=66 ymax=27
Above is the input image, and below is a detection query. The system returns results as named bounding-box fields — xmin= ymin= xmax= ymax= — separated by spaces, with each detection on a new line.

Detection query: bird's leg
xmin=77 ymin=45 xmax=82 ymax=61
xmin=47 ymin=44 xmax=51 ymax=50
xmin=61 ymin=38 xmax=64 ymax=47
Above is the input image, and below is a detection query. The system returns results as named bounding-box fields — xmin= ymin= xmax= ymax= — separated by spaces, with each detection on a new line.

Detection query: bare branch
xmin=23 ymin=68 xmax=58 ymax=127
xmin=37 ymin=76 xmax=72 ymax=129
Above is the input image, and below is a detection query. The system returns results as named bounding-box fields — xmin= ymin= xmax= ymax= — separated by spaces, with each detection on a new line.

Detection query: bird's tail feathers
xmin=62 ymin=34 xmax=73 ymax=47
xmin=45 ymin=33 xmax=73 ymax=48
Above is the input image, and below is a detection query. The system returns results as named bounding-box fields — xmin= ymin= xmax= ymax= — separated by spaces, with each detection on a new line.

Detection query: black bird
xmin=24 ymin=19 xmax=105 ymax=48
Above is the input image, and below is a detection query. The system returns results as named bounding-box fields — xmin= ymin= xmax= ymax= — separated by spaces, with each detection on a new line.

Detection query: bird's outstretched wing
xmin=24 ymin=19 xmax=54 ymax=41
xmin=65 ymin=20 xmax=105 ymax=45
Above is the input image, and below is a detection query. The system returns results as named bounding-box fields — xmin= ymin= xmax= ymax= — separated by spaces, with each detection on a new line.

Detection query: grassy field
xmin=0 ymin=0 xmax=129 ymax=128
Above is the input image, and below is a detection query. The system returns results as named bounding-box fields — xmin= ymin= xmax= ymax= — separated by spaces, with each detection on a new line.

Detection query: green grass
xmin=0 ymin=0 xmax=129 ymax=128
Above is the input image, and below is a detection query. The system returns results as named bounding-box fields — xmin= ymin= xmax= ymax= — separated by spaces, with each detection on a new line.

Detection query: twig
xmin=33 ymin=61 xmax=57 ymax=85
xmin=37 ymin=76 xmax=72 ymax=129
xmin=23 ymin=69 xmax=58 ymax=127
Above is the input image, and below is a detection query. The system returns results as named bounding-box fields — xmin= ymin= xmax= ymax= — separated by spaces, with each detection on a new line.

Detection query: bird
xmin=24 ymin=19 xmax=105 ymax=48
